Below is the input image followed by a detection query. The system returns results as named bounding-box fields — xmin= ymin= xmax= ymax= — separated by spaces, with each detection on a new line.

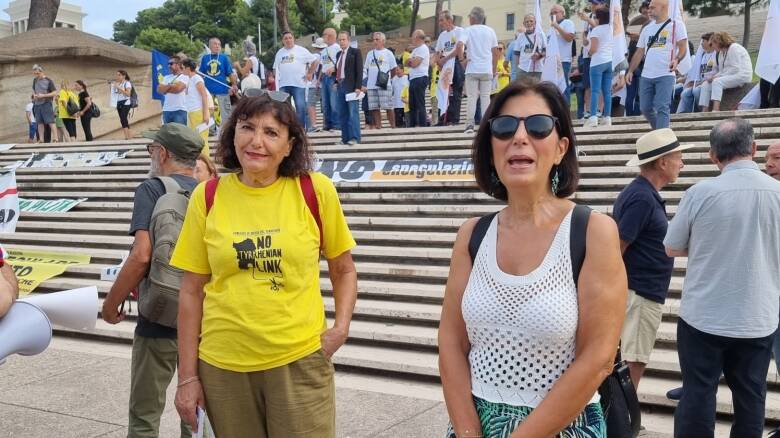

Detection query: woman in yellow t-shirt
xmin=171 ymin=96 xmax=357 ymax=437
xmin=492 ymin=43 xmax=511 ymax=97
xmin=56 ymin=79 xmax=79 ymax=141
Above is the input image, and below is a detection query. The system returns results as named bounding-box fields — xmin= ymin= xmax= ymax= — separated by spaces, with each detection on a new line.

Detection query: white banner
xmin=19 ymin=198 xmax=87 ymax=213
xmin=315 ymin=158 xmax=475 ymax=182
xmin=756 ymin=0 xmax=780 ymax=83
xmin=0 ymin=144 xmax=16 ymax=152
xmin=13 ymin=150 xmax=131 ymax=169
xmin=0 ymin=170 xmax=19 ymax=233
xmin=611 ymin=0 xmax=628 ymax=68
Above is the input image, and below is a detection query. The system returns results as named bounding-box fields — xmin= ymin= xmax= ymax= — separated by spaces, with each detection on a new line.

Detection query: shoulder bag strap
xmin=643 ymin=18 xmax=672 ymax=60
xmin=300 ymin=173 xmax=323 ymax=250
xmin=155 ymin=176 xmax=182 ymax=195
xmin=569 ymin=204 xmax=592 ymax=284
xmin=468 ymin=212 xmax=499 ymax=264
xmin=204 ymin=176 xmax=220 ymax=214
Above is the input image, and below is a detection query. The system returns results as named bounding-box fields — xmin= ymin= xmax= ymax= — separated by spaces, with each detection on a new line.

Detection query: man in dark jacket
xmin=334 ymin=31 xmax=363 ymax=145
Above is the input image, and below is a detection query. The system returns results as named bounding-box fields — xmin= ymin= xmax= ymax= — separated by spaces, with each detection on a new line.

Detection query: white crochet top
xmin=461 ymin=210 xmax=600 ymax=408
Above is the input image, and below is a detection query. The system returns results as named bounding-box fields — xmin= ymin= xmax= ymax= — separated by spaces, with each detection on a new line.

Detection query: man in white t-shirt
xmin=274 ymin=31 xmax=320 ymax=129
xmin=157 ymin=55 xmax=190 ymax=125
xmin=513 ymin=14 xmax=546 ymax=79
xmin=406 ymin=29 xmax=430 ymax=128
xmin=433 ymin=10 xmax=466 ymax=125
xmin=463 ymin=6 xmax=499 ymax=134
xmin=362 ymin=32 xmax=398 ymax=129
xmin=626 ymin=0 xmax=688 ymax=129
xmin=550 ymin=4 xmax=577 ymax=104
xmin=320 ymin=27 xmax=341 ymax=131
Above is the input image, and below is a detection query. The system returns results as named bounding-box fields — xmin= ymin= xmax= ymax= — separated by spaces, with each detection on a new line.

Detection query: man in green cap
xmin=102 ymin=122 xmax=203 ymax=438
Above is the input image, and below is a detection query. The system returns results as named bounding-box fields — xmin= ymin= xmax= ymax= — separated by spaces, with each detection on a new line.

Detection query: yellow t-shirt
xmin=429 ymin=65 xmax=439 ymax=95
xmin=402 ymin=51 xmax=411 ymax=75
xmin=57 ymin=89 xmax=78 ymax=119
xmin=492 ymin=60 xmax=510 ymax=95
xmin=170 ymin=172 xmax=356 ymax=372
xmin=400 ymin=85 xmax=410 ymax=112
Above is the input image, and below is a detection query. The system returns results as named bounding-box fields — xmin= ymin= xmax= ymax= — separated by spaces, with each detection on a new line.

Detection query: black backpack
xmin=468 ymin=205 xmax=641 ymax=438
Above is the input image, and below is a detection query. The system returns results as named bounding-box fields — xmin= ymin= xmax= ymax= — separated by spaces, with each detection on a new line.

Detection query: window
xmin=506 ymin=13 xmax=515 ymax=32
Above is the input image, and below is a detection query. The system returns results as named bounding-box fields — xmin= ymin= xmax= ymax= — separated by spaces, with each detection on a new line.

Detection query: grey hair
xmin=32 ymin=64 xmax=43 ymax=71
xmin=469 ymin=7 xmax=486 ymax=24
xmin=168 ymin=153 xmax=198 ymax=169
xmin=373 ymin=32 xmax=386 ymax=42
xmin=709 ymin=118 xmax=754 ymax=162
xmin=440 ymin=10 xmax=454 ymax=21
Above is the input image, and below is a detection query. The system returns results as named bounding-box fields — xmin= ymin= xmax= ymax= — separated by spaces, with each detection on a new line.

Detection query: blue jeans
xmin=589 ymin=62 xmax=612 ymax=118
xmin=625 ymin=69 xmax=642 ymax=116
xmin=562 ymin=61 xmax=572 ymax=108
xmin=281 ymin=86 xmax=308 ymax=129
xmin=675 ymin=318 xmax=772 ymax=438
xmin=162 ymin=110 xmax=188 ymax=125
xmin=639 ymin=75 xmax=675 ymax=129
xmin=320 ymin=75 xmax=340 ymax=130
xmin=677 ymin=86 xmax=702 ymax=113
xmin=336 ymin=84 xmax=360 ymax=143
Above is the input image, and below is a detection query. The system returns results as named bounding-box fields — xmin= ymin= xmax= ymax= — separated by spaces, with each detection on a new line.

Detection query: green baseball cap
xmin=142 ymin=123 xmax=203 ymax=160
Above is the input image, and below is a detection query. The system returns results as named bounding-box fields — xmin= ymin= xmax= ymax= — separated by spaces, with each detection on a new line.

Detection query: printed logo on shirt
xmin=232 ymin=230 xmax=284 ymax=290
xmin=442 ymin=36 xmax=457 ymax=52
xmin=649 ymin=31 xmax=669 ymax=48
xmin=207 ymin=59 xmax=222 ymax=76
xmin=281 ymin=54 xmax=296 ymax=64
xmin=702 ymin=58 xmax=715 ymax=74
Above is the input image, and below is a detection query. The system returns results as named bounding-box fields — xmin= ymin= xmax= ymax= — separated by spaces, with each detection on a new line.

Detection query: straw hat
xmin=626 ymin=128 xmax=695 ymax=167
xmin=312 ymin=37 xmax=328 ymax=49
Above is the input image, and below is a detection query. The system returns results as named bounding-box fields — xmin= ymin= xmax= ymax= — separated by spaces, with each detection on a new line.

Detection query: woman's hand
xmin=175 ymin=380 xmax=205 ymax=431
xmin=320 ymin=326 xmax=348 ymax=358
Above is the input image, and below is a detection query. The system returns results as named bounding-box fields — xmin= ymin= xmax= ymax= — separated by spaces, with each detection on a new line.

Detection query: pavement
xmin=0 ymin=337 xmax=451 ymax=438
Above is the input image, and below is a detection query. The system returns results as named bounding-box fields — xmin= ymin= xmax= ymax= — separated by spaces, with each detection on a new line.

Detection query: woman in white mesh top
xmin=438 ymin=79 xmax=627 ymax=438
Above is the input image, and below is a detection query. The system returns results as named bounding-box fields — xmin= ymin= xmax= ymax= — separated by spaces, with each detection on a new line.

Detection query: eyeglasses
xmin=488 ymin=114 xmax=559 ymax=140
xmin=146 ymin=143 xmax=161 ymax=155
xmin=498 ymin=47 xmax=505 ymax=50
xmin=242 ymin=88 xmax=291 ymax=103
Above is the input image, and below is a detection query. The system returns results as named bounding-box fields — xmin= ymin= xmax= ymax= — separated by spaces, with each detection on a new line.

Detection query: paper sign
xmin=0 ymin=144 xmax=15 ymax=152
xmin=192 ymin=406 xmax=214 ymax=438
xmin=5 ymin=248 xmax=91 ymax=295
xmin=0 ymin=170 xmax=20 ymax=233
xmin=100 ymin=251 xmax=129 ymax=281
xmin=19 ymin=198 xmax=87 ymax=213
xmin=13 ymin=150 xmax=131 ymax=169
xmin=345 ymin=92 xmax=365 ymax=101
xmin=316 ymin=158 xmax=475 ymax=182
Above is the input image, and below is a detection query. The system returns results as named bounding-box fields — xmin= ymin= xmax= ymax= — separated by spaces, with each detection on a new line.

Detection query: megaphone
xmin=0 ymin=301 xmax=53 ymax=363
xmin=20 ymin=286 xmax=98 ymax=331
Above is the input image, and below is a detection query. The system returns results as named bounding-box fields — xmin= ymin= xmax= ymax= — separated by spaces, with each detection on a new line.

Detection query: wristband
xmin=177 ymin=376 xmax=200 ymax=387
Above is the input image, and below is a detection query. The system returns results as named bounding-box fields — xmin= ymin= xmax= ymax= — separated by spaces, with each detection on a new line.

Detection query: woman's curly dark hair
xmin=217 ymin=96 xmax=313 ymax=176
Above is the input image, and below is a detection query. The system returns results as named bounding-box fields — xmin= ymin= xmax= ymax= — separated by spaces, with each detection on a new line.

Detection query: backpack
xmin=137 ymin=176 xmax=191 ymax=328
xmin=204 ymin=173 xmax=323 ymax=249
xmin=468 ymin=205 xmax=641 ymax=438
xmin=129 ymin=85 xmax=139 ymax=108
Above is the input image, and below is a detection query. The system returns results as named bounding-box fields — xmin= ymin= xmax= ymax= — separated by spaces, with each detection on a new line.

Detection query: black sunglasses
xmin=488 ymin=114 xmax=559 ymax=140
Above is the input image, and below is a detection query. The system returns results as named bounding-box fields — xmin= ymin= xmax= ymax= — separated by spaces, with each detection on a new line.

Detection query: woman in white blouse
xmin=438 ymin=80 xmax=626 ymax=438
xmin=702 ymin=32 xmax=753 ymax=112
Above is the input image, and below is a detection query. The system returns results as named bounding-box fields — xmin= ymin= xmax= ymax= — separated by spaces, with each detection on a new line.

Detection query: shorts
xmin=55 ymin=117 xmax=64 ymax=128
xmin=620 ymin=289 xmax=664 ymax=363
xmin=28 ymin=122 xmax=38 ymax=139
xmin=307 ymin=87 xmax=321 ymax=109
xmin=199 ymin=350 xmax=335 ymax=437
xmin=32 ymin=103 xmax=55 ymax=125
xmin=367 ymin=88 xmax=393 ymax=110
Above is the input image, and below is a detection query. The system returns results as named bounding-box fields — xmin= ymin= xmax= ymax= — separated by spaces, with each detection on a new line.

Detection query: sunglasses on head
xmin=242 ymin=88 xmax=291 ymax=103
xmin=488 ymin=114 xmax=559 ymax=140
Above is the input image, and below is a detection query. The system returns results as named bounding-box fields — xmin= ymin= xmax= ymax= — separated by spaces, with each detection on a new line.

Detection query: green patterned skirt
xmin=446 ymin=397 xmax=606 ymax=438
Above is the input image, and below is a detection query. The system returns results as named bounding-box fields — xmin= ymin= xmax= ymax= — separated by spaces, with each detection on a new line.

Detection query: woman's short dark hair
xmin=182 ymin=59 xmax=197 ymax=71
xmin=75 ymin=80 xmax=88 ymax=92
xmin=594 ymin=8 xmax=610 ymax=25
xmin=117 ymin=70 xmax=130 ymax=81
xmin=217 ymin=96 xmax=312 ymax=177
xmin=472 ymin=78 xmax=579 ymax=201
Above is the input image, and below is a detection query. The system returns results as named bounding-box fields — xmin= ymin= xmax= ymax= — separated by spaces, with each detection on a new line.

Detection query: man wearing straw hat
xmin=613 ymin=128 xmax=692 ymax=392
xmin=665 ymin=118 xmax=780 ymax=437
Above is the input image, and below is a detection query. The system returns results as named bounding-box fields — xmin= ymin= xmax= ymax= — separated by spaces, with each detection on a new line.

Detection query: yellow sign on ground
xmin=5 ymin=249 xmax=91 ymax=295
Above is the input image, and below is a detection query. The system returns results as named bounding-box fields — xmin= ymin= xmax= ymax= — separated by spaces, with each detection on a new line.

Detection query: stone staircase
xmin=3 ymin=108 xmax=780 ymax=436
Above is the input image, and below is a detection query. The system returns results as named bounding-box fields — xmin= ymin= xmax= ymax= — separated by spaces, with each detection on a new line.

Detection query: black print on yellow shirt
xmin=232 ymin=233 xmax=284 ymax=285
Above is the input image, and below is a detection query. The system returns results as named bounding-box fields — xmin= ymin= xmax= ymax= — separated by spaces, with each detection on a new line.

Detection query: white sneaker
xmin=600 ymin=116 xmax=612 ymax=126
xmin=585 ymin=116 xmax=598 ymax=129
xmin=464 ymin=124 xmax=475 ymax=134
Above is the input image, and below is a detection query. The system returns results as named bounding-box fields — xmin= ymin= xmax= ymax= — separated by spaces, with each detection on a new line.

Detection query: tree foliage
xmin=339 ymin=0 xmax=412 ymax=35
xmin=133 ymin=27 xmax=203 ymax=58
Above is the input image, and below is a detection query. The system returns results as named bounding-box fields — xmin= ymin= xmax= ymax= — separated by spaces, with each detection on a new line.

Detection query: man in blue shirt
xmin=199 ymin=37 xmax=239 ymax=130
xmin=614 ymin=128 xmax=693 ymax=390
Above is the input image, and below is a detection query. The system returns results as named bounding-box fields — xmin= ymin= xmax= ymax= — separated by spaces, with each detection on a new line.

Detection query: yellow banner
xmin=5 ymin=248 xmax=91 ymax=296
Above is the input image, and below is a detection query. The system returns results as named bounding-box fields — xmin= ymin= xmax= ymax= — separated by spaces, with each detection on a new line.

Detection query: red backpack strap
xmin=299 ymin=173 xmax=323 ymax=250
xmin=205 ymin=177 xmax=220 ymax=215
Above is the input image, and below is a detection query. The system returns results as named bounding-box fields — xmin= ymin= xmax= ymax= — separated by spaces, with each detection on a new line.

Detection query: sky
xmin=0 ymin=0 xmax=166 ymax=39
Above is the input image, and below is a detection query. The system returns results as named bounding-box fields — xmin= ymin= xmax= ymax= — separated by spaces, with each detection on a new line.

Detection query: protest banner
xmin=4 ymin=248 xmax=91 ymax=295
xmin=0 ymin=170 xmax=20 ymax=233
xmin=19 ymin=198 xmax=87 ymax=213
xmin=13 ymin=150 xmax=131 ymax=169
xmin=316 ymin=158 xmax=475 ymax=182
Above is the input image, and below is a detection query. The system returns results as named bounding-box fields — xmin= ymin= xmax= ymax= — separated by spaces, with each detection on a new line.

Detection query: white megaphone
xmin=20 ymin=286 xmax=98 ymax=331
xmin=0 ymin=301 xmax=53 ymax=363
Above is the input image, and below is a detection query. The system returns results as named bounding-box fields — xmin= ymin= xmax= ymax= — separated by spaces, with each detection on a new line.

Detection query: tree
xmin=28 ymin=0 xmax=60 ymax=30
xmin=433 ymin=0 xmax=443 ymax=37
xmin=339 ymin=0 xmax=412 ymax=35
xmin=276 ymin=0 xmax=291 ymax=33
xmin=684 ymin=0 xmax=768 ymax=46
xmin=409 ymin=0 xmax=419 ymax=37
xmin=295 ymin=0 xmax=334 ymax=35
xmin=133 ymin=28 xmax=203 ymax=58
xmin=112 ymin=19 xmax=140 ymax=46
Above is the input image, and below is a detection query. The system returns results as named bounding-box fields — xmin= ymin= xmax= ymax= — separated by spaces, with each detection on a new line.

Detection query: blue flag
xmin=151 ymin=50 xmax=170 ymax=101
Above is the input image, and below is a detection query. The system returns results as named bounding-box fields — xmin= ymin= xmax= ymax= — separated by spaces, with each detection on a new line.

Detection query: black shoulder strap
xmin=569 ymin=204 xmax=592 ymax=284
xmin=468 ymin=212 xmax=498 ymax=264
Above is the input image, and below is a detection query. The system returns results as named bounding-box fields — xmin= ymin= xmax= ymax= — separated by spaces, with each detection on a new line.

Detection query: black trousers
xmin=80 ymin=114 xmax=93 ymax=141
xmin=409 ymin=76 xmax=428 ymax=127
xmin=394 ymin=108 xmax=406 ymax=128
xmin=62 ymin=118 xmax=77 ymax=138
xmin=445 ymin=63 xmax=464 ymax=125
xmin=674 ymin=318 xmax=773 ymax=438
xmin=760 ymin=77 xmax=780 ymax=109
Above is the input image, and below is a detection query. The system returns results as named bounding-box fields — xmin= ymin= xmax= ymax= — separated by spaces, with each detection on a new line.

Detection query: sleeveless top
xmin=461 ymin=210 xmax=600 ymax=408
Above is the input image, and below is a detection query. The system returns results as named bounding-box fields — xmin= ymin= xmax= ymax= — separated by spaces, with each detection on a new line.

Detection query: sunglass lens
xmin=525 ymin=115 xmax=555 ymax=139
xmin=490 ymin=116 xmax=520 ymax=140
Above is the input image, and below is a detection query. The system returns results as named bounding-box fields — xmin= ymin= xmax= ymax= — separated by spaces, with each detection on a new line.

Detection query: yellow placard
xmin=5 ymin=248 xmax=91 ymax=295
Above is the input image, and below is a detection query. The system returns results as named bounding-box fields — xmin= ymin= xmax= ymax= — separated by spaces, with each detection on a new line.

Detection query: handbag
xmin=66 ymin=96 xmax=80 ymax=116
xmin=90 ymin=102 xmax=101 ymax=118
xmin=599 ymin=348 xmax=642 ymax=438
xmin=373 ymin=51 xmax=389 ymax=90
